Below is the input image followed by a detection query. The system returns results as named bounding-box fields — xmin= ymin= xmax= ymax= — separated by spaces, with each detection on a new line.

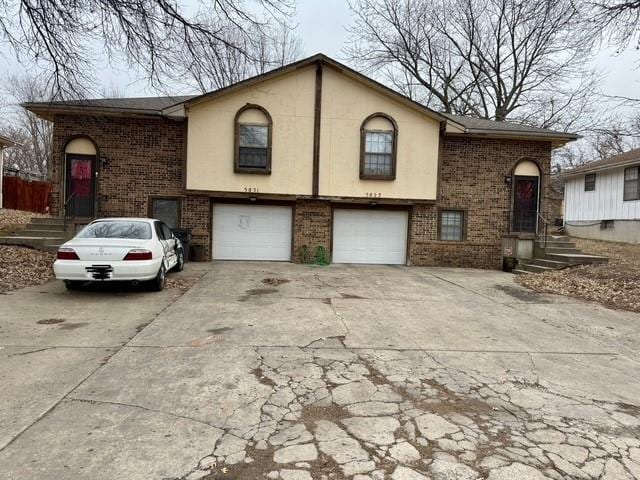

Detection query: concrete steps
xmin=516 ymin=235 xmax=608 ymax=274
xmin=0 ymin=216 xmax=66 ymax=252
xmin=543 ymin=253 xmax=609 ymax=265
xmin=0 ymin=235 xmax=64 ymax=250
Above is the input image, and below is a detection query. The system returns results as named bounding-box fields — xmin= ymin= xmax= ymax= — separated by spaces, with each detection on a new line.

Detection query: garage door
xmin=212 ymin=204 xmax=292 ymax=261
xmin=332 ymin=209 xmax=408 ymax=264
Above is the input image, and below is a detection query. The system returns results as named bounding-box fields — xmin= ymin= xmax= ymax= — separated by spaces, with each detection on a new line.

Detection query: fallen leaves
xmin=0 ymin=208 xmax=48 ymax=233
xmin=517 ymin=237 xmax=640 ymax=313
xmin=0 ymin=246 xmax=55 ymax=293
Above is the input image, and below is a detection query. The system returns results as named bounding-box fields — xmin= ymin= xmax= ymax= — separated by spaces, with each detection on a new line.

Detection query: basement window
xmin=600 ymin=219 xmax=614 ymax=230
xmin=584 ymin=173 xmax=596 ymax=191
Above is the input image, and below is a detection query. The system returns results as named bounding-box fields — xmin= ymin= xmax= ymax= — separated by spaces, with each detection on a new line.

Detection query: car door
xmin=160 ymin=222 xmax=178 ymax=268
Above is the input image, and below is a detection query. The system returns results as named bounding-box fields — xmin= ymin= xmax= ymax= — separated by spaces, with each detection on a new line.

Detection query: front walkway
xmin=1 ymin=262 xmax=639 ymax=479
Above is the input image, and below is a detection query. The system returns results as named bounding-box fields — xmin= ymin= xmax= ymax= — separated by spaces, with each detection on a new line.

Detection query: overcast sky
xmin=1 ymin=0 xmax=639 ymax=101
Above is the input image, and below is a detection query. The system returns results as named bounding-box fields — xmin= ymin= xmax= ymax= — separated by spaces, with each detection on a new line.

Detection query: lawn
xmin=517 ymin=237 xmax=640 ymax=312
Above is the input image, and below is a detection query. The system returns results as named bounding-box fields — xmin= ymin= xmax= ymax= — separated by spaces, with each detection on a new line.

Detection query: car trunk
xmin=68 ymin=238 xmax=149 ymax=261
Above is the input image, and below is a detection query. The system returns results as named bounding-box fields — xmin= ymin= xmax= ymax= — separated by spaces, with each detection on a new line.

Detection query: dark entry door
xmin=66 ymin=154 xmax=96 ymax=217
xmin=512 ymin=176 xmax=539 ymax=233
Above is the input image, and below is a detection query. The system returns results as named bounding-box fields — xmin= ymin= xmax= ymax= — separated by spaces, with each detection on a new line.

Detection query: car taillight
xmin=123 ymin=249 xmax=153 ymax=261
xmin=57 ymin=247 xmax=79 ymax=260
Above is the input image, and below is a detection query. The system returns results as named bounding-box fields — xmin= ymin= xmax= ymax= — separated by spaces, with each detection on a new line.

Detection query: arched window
xmin=234 ymin=104 xmax=272 ymax=174
xmin=360 ymin=113 xmax=398 ymax=180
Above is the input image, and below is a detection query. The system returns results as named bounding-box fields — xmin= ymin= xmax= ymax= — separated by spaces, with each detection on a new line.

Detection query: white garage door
xmin=332 ymin=209 xmax=408 ymax=264
xmin=213 ymin=204 xmax=292 ymax=261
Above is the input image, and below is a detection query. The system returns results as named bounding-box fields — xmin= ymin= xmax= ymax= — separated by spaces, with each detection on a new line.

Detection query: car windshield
xmin=77 ymin=221 xmax=152 ymax=240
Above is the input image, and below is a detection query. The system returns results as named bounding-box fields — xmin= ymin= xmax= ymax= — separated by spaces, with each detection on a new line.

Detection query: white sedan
xmin=53 ymin=218 xmax=184 ymax=291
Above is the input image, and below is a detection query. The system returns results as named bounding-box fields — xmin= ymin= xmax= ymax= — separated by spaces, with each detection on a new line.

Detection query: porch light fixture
xmin=369 ymin=201 xmax=377 ymax=206
xmin=100 ymin=156 xmax=109 ymax=168
xmin=249 ymin=196 xmax=257 ymax=202
xmin=504 ymin=175 xmax=512 ymax=185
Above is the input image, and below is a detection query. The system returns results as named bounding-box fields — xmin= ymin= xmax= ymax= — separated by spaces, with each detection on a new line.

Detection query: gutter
xmin=563 ymin=159 xmax=640 ymax=177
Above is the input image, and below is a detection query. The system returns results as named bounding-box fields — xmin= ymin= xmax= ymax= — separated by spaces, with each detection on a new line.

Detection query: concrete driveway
xmin=1 ymin=262 xmax=639 ymax=480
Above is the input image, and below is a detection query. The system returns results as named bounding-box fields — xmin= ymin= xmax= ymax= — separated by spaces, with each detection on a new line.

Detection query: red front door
xmin=512 ymin=176 xmax=539 ymax=233
xmin=66 ymin=155 xmax=96 ymax=217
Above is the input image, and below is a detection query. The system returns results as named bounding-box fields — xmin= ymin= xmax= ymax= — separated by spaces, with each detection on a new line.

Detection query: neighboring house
xmin=0 ymin=135 xmax=20 ymax=209
xmin=23 ymin=54 xmax=577 ymax=268
xmin=563 ymin=149 xmax=640 ymax=244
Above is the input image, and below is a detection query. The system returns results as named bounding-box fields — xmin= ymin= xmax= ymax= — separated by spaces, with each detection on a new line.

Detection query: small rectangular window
xmin=600 ymin=219 xmax=614 ymax=230
xmin=151 ymin=198 xmax=180 ymax=229
xmin=624 ymin=166 xmax=640 ymax=201
xmin=363 ymin=131 xmax=394 ymax=177
xmin=439 ymin=210 xmax=465 ymax=241
xmin=584 ymin=173 xmax=596 ymax=191
xmin=239 ymin=124 xmax=269 ymax=169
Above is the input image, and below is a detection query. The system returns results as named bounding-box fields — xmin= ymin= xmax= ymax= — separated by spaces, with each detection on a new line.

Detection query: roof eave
xmin=563 ymin=158 xmax=640 ymax=177
xmin=21 ymin=102 xmax=178 ymax=121
xmin=444 ymin=128 xmax=579 ymax=146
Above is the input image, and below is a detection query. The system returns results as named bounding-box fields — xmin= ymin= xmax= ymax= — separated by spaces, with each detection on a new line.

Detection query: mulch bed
xmin=516 ymin=237 xmax=640 ymax=313
xmin=0 ymin=246 xmax=55 ymax=293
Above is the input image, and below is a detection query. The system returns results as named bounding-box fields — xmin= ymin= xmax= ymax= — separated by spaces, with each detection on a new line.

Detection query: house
xmin=22 ymin=54 xmax=577 ymax=268
xmin=0 ymin=134 xmax=20 ymax=209
xmin=563 ymin=149 xmax=640 ymax=244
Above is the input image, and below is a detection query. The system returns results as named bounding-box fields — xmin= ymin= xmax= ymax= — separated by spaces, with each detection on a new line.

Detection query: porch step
xmin=521 ymin=263 xmax=555 ymax=274
xmin=528 ymin=258 xmax=570 ymax=269
xmin=16 ymin=229 xmax=66 ymax=238
xmin=28 ymin=222 xmax=66 ymax=231
xmin=536 ymin=241 xmax=577 ymax=249
xmin=544 ymin=253 xmax=609 ymax=265
xmin=547 ymin=235 xmax=572 ymax=242
xmin=543 ymin=246 xmax=581 ymax=255
xmin=0 ymin=236 xmax=64 ymax=250
xmin=31 ymin=217 xmax=64 ymax=225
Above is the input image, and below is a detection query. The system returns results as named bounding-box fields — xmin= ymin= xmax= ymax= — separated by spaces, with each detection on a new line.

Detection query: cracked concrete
xmin=1 ymin=261 xmax=640 ymax=479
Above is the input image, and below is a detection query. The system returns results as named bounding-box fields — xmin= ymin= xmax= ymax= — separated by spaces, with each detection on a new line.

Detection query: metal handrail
xmin=63 ymin=193 xmax=76 ymax=234
xmin=537 ymin=212 xmax=550 ymax=249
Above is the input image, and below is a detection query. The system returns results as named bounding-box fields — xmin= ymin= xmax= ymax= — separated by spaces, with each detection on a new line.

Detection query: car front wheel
xmin=150 ymin=263 xmax=166 ymax=291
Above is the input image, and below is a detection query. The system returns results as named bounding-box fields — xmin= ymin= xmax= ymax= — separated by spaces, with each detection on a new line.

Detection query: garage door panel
xmin=332 ymin=209 xmax=408 ymax=264
xmin=213 ymin=205 xmax=292 ymax=261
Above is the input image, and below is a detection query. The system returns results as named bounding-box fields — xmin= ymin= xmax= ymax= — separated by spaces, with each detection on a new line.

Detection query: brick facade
xmin=409 ymin=136 xmax=552 ymax=269
xmin=292 ymin=200 xmax=332 ymax=263
xmin=51 ymin=115 xmax=211 ymax=258
xmin=52 ymin=116 xmax=552 ymax=269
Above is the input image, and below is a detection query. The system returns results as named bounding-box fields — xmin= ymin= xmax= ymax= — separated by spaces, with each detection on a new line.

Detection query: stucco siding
xmin=186 ymin=65 xmax=316 ymax=195
xmin=565 ymin=168 xmax=640 ymax=221
xmin=319 ymin=67 xmax=440 ymax=200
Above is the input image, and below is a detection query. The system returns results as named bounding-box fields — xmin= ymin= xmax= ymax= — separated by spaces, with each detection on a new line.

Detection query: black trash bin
xmin=171 ymin=228 xmax=192 ymax=263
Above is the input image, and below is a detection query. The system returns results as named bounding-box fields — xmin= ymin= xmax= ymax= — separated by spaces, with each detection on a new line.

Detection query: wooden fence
xmin=2 ymin=175 xmax=52 ymax=213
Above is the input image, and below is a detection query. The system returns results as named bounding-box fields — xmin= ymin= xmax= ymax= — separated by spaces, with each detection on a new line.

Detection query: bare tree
xmin=0 ymin=74 xmax=53 ymax=178
xmin=591 ymin=1 xmax=640 ymax=50
xmin=172 ymin=20 xmax=304 ymax=93
xmin=346 ymin=0 xmax=597 ymax=129
xmin=0 ymin=0 xmax=294 ymax=97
